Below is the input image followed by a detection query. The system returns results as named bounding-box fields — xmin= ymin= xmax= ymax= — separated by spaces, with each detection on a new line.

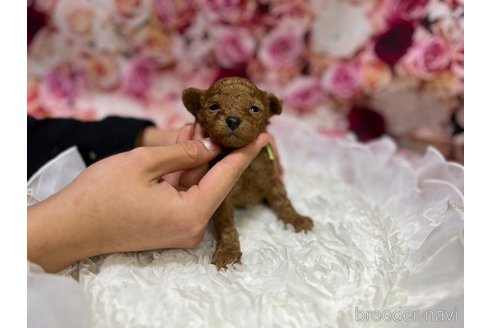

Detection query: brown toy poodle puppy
xmin=183 ymin=77 xmax=313 ymax=269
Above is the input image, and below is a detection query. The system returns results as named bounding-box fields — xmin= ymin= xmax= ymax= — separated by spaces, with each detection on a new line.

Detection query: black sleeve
xmin=27 ymin=115 xmax=155 ymax=180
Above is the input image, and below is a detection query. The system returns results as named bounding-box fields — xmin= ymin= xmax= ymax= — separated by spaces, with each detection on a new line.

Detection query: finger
xmin=179 ymin=164 xmax=209 ymax=188
xmin=183 ymin=133 xmax=270 ymax=217
xmin=166 ymin=124 xmax=196 ymax=186
xmin=142 ymin=139 xmax=221 ymax=180
xmin=193 ymin=121 xmax=206 ymax=140
xmin=177 ymin=124 xmax=194 ymax=142
xmin=162 ymin=171 xmax=181 ymax=188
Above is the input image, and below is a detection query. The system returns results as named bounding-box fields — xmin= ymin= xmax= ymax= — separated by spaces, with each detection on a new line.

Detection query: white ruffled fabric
xmin=28 ymin=115 xmax=463 ymax=327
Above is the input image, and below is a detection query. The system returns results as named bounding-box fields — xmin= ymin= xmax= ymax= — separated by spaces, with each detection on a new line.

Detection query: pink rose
xmin=41 ymin=64 xmax=79 ymax=102
xmin=203 ymin=0 xmax=257 ymax=24
xmin=258 ymin=19 xmax=306 ymax=70
xmin=121 ymin=57 xmax=156 ymax=99
xmin=283 ymin=76 xmax=325 ymax=111
xmin=109 ymin=0 xmax=153 ymax=31
xmin=38 ymin=63 xmax=88 ymax=114
xmin=322 ymin=62 xmax=362 ymax=100
xmin=399 ymin=35 xmax=451 ymax=80
xmin=212 ymin=27 xmax=256 ymax=69
xmin=155 ymin=0 xmax=196 ymax=31
xmin=386 ymin=0 xmax=429 ymax=22
xmin=78 ymin=51 xmax=120 ymax=91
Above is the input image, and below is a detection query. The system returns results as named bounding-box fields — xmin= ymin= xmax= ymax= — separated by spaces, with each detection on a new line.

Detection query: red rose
xmin=374 ymin=19 xmax=415 ymax=68
xmin=348 ymin=105 xmax=386 ymax=142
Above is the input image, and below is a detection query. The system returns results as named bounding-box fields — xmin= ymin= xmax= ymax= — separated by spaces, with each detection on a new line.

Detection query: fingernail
xmin=200 ymin=138 xmax=219 ymax=151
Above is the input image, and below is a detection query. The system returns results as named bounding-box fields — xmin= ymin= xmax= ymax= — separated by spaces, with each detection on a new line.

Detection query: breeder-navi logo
xmin=355 ymin=306 xmax=459 ymax=323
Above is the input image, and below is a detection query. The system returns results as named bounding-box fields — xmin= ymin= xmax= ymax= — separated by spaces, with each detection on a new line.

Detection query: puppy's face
xmin=182 ymin=77 xmax=282 ymax=148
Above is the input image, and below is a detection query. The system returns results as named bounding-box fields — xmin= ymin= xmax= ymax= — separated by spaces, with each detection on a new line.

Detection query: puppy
xmin=183 ymin=77 xmax=313 ymax=269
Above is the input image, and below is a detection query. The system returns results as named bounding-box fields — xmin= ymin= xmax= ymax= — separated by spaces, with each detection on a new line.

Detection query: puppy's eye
xmin=250 ymin=106 xmax=261 ymax=113
xmin=209 ymin=104 xmax=220 ymax=111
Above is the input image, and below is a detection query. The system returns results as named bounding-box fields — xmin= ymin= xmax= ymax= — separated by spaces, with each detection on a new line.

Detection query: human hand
xmin=138 ymin=123 xmax=283 ymax=180
xmin=27 ymin=133 xmax=270 ymax=273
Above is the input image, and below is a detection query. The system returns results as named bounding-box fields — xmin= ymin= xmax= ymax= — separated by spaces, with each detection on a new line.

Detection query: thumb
xmin=183 ymin=133 xmax=271 ymax=216
xmin=142 ymin=138 xmax=220 ymax=180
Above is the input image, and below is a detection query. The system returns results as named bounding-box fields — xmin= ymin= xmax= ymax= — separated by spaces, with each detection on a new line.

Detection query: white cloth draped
xmin=27 ymin=116 xmax=463 ymax=327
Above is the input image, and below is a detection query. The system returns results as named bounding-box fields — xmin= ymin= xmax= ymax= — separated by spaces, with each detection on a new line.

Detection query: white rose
xmin=311 ymin=0 xmax=372 ymax=58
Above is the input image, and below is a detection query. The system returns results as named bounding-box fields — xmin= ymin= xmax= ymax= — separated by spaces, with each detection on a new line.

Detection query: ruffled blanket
xmin=30 ymin=115 xmax=464 ymax=327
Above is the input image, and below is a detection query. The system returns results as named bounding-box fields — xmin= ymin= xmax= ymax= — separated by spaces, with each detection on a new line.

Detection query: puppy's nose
xmin=226 ymin=116 xmax=241 ymax=130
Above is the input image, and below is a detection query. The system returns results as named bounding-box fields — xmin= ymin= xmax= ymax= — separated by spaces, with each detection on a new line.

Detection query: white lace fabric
xmin=27 ymin=116 xmax=463 ymax=327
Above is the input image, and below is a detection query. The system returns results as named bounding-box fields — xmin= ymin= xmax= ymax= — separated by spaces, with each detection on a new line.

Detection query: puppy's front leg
xmin=265 ymin=177 xmax=313 ymax=232
xmin=211 ymin=198 xmax=242 ymax=269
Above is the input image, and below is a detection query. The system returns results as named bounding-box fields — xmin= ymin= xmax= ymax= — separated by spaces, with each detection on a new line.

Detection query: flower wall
xmin=27 ymin=0 xmax=464 ymax=162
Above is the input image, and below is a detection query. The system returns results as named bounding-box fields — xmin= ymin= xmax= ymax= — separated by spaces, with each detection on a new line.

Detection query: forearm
xmin=27 ymin=193 xmax=98 ymax=273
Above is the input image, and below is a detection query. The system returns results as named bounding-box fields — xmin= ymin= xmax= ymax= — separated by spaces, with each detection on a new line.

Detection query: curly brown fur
xmin=183 ymin=77 xmax=313 ymax=270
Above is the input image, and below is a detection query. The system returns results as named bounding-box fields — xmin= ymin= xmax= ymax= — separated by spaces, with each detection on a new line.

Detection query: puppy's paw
xmin=212 ymin=245 xmax=242 ymax=270
xmin=288 ymin=215 xmax=314 ymax=232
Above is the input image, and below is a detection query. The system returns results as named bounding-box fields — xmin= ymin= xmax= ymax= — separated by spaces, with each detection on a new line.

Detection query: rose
xmin=28 ymin=29 xmax=70 ymax=76
xmin=106 ymin=0 xmax=153 ymax=32
xmin=53 ymin=0 xmax=104 ymax=43
xmin=41 ymin=64 xmax=79 ymax=101
xmin=322 ymin=62 xmax=362 ymax=100
xmin=203 ymin=0 xmax=256 ymax=24
xmin=121 ymin=57 xmax=156 ymax=99
xmin=113 ymin=0 xmax=150 ymax=18
xmin=348 ymin=105 xmax=386 ymax=142
xmin=174 ymin=15 xmax=214 ymax=66
xmin=212 ymin=27 xmax=256 ymax=69
xmin=38 ymin=63 xmax=84 ymax=114
xmin=386 ymin=0 xmax=429 ymax=22
xmin=132 ymin=26 xmax=176 ymax=67
xmin=78 ymin=51 xmax=120 ymax=91
xmin=155 ymin=0 xmax=196 ymax=31
xmin=360 ymin=59 xmax=392 ymax=94
xmin=258 ymin=19 xmax=306 ymax=70
xmin=399 ymin=35 xmax=451 ymax=80
xmin=311 ymin=0 xmax=372 ymax=58
xmin=374 ymin=19 xmax=415 ymax=68
xmin=283 ymin=76 xmax=325 ymax=111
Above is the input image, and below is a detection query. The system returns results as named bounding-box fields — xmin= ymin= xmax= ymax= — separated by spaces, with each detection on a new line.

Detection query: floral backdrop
xmin=27 ymin=0 xmax=464 ymax=162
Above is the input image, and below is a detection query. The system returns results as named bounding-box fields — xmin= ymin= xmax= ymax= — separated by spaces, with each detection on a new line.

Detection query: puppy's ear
xmin=267 ymin=93 xmax=282 ymax=116
xmin=182 ymin=88 xmax=205 ymax=115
